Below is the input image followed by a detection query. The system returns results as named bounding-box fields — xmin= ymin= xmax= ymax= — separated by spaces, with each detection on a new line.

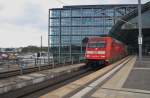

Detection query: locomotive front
xmin=85 ymin=37 xmax=107 ymax=67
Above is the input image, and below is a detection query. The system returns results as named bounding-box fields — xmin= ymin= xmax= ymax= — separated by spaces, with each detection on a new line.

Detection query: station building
xmin=48 ymin=2 xmax=150 ymax=62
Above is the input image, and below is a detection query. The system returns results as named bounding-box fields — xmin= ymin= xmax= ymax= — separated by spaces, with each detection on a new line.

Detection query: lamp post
xmin=138 ymin=0 xmax=142 ymax=61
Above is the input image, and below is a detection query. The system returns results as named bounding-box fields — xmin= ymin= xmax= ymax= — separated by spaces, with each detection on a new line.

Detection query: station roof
xmin=109 ymin=1 xmax=150 ymax=36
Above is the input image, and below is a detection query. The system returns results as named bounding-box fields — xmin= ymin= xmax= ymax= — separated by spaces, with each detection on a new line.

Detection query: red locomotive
xmin=85 ymin=37 xmax=127 ymax=68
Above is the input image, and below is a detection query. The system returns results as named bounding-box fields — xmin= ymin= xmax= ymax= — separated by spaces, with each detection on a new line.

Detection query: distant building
xmin=0 ymin=48 xmax=4 ymax=52
xmin=0 ymin=48 xmax=22 ymax=53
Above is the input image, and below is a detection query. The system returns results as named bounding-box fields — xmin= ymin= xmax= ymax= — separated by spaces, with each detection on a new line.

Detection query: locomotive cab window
xmin=88 ymin=42 xmax=106 ymax=48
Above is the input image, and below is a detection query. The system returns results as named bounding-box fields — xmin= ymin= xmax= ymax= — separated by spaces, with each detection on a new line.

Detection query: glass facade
xmin=49 ymin=5 xmax=137 ymax=63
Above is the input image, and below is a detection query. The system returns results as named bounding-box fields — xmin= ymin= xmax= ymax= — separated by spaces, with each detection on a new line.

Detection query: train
xmin=85 ymin=37 xmax=127 ymax=68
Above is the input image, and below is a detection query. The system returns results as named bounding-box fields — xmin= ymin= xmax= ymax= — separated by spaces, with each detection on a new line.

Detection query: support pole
xmin=41 ymin=36 xmax=43 ymax=53
xmin=138 ymin=0 xmax=142 ymax=61
xmin=48 ymin=9 xmax=50 ymax=65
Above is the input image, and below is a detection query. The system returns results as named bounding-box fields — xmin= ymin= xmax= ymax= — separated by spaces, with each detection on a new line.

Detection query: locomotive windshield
xmin=88 ymin=42 xmax=106 ymax=48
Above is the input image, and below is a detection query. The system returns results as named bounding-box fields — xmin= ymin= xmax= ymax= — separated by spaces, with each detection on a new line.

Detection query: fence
xmin=0 ymin=56 xmax=85 ymax=75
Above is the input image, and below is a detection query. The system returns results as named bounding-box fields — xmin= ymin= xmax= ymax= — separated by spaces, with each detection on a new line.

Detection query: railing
xmin=0 ymin=56 xmax=85 ymax=75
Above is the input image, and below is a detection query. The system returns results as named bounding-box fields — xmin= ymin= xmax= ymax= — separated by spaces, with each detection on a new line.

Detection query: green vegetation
xmin=21 ymin=46 xmax=48 ymax=53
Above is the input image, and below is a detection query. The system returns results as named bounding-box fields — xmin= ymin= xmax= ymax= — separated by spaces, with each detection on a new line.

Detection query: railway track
xmin=16 ymin=56 xmax=132 ymax=98
xmin=38 ymin=56 xmax=132 ymax=98
xmin=0 ymin=65 xmax=51 ymax=78
xmin=0 ymin=63 xmax=83 ymax=78
xmin=0 ymin=65 xmax=91 ymax=98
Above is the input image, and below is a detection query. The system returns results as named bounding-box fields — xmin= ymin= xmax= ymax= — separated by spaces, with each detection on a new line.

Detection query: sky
xmin=0 ymin=0 xmax=149 ymax=48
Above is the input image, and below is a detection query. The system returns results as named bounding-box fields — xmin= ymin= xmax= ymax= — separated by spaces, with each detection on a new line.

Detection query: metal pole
xmin=70 ymin=8 xmax=72 ymax=63
xmin=80 ymin=42 xmax=83 ymax=61
xmin=80 ymin=8 xmax=83 ymax=62
xmin=41 ymin=36 xmax=43 ymax=53
xmin=48 ymin=9 xmax=50 ymax=65
xmin=40 ymin=35 xmax=43 ymax=67
xmin=138 ymin=0 xmax=142 ymax=61
xmin=59 ymin=10 xmax=61 ymax=64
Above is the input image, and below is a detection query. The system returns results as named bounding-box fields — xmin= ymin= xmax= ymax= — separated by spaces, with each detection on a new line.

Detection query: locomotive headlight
xmin=97 ymin=51 xmax=105 ymax=54
xmin=86 ymin=51 xmax=105 ymax=54
xmin=86 ymin=54 xmax=90 ymax=57
xmin=86 ymin=51 xmax=94 ymax=54
xmin=101 ymin=55 xmax=106 ymax=58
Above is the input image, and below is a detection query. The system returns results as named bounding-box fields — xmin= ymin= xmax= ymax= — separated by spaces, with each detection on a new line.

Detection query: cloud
xmin=0 ymin=0 xmax=149 ymax=47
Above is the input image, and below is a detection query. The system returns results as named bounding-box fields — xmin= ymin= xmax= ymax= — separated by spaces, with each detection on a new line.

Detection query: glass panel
xmin=61 ymin=18 xmax=71 ymax=26
xmin=61 ymin=45 xmax=70 ymax=54
xmin=105 ymin=9 xmax=114 ymax=16
xmin=82 ymin=9 xmax=93 ymax=16
xmin=61 ymin=36 xmax=70 ymax=44
xmin=51 ymin=27 xmax=60 ymax=35
xmin=79 ymin=27 xmax=104 ymax=35
xmin=92 ymin=27 xmax=104 ymax=35
xmin=70 ymin=36 xmax=82 ymax=55
xmin=61 ymin=27 xmax=71 ymax=35
xmin=93 ymin=9 xmax=104 ymax=16
xmin=72 ymin=9 xmax=82 ymax=17
xmin=51 ymin=10 xmax=60 ymax=17
xmin=51 ymin=36 xmax=60 ymax=45
xmin=72 ymin=18 xmax=81 ymax=26
xmin=82 ymin=18 xmax=92 ymax=26
xmin=51 ymin=19 xmax=60 ymax=26
xmin=61 ymin=10 xmax=71 ymax=17
xmin=72 ymin=27 xmax=82 ymax=35
xmin=93 ymin=18 xmax=104 ymax=26
xmin=50 ymin=44 xmax=59 ymax=55
xmin=72 ymin=36 xmax=81 ymax=44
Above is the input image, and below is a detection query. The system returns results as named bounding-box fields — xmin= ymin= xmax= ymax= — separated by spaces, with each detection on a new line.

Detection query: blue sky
xmin=0 ymin=0 xmax=149 ymax=47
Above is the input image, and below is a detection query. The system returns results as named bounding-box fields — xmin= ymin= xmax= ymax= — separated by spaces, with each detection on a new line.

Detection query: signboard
xmin=138 ymin=37 xmax=143 ymax=45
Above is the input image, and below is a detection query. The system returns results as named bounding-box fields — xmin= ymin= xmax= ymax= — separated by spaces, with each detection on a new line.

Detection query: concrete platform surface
xmin=91 ymin=88 xmax=150 ymax=98
xmin=123 ymin=56 xmax=150 ymax=91
xmin=90 ymin=56 xmax=150 ymax=98
xmin=0 ymin=63 xmax=85 ymax=94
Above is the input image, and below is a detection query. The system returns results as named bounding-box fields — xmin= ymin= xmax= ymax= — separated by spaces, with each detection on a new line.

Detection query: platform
xmin=90 ymin=56 xmax=150 ymax=98
xmin=40 ymin=56 xmax=150 ymax=98
xmin=40 ymin=56 xmax=131 ymax=98
xmin=0 ymin=63 xmax=85 ymax=96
